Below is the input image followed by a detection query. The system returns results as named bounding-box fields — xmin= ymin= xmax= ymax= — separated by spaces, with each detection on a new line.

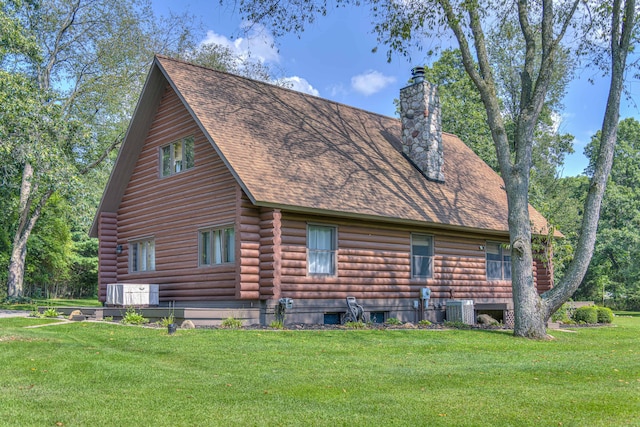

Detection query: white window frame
xmin=486 ymin=241 xmax=511 ymax=281
xmin=199 ymin=225 xmax=235 ymax=266
xmin=411 ymin=233 xmax=434 ymax=279
xmin=160 ymin=136 xmax=194 ymax=177
xmin=129 ymin=237 xmax=155 ymax=273
xmin=307 ymin=224 xmax=337 ymax=276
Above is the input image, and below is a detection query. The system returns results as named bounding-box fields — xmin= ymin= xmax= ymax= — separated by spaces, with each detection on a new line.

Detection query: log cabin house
xmin=90 ymin=56 xmax=554 ymax=326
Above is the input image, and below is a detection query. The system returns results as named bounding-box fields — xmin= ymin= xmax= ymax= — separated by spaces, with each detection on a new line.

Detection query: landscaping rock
xmin=181 ymin=320 xmax=195 ymax=329
xmin=69 ymin=310 xmax=85 ymax=321
xmin=477 ymin=314 xmax=499 ymax=325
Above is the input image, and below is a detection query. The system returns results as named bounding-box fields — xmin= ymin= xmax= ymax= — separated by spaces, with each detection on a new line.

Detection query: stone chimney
xmin=399 ymin=67 xmax=445 ymax=183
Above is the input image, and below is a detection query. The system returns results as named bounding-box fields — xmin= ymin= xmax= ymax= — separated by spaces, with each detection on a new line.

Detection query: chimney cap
xmin=411 ymin=66 xmax=425 ymax=83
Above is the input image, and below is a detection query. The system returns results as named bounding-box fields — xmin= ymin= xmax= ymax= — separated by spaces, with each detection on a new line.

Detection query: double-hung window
xmin=161 ymin=136 xmax=194 ymax=177
xmin=486 ymin=241 xmax=511 ymax=280
xmin=199 ymin=226 xmax=235 ymax=266
xmin=307 ymin=224 xmax=337 ymax=275
xmin=411 ymin=233 xmax=433 ymax=279
xmin=130 ymin=238 xmax=155 ymax=273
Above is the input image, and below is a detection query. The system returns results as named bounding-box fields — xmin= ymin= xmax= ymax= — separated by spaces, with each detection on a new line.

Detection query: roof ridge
xmin=154 ymin=54 xmax=407 ymax=124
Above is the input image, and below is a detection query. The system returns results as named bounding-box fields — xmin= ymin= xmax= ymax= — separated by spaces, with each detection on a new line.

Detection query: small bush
xmin=103 ymin=316 xmax=114 ymax=322
xmin=220 ymin=317 xmax=243 ymax=329
xmin=551 ymin=303 xmax=571 ymax=323
xmin=385 ymin=317 xmax=402 ymax=325
xmin=418 ymin=319 xmax=432 ymax=326
xmin=443 ymin=320 xmax=472 ymax=329
xmin=269 ymin=320 xmax=284 ymax=329
xmin=159 ymin=314 xmax=175 ymax=328
xmin=42 ymin=308 xmax=62 ymax=318
xmin=572 ymin=306 xmax=598 ymax=324
xmin=597 ymin=307 xmax=614 ymax=324
xmin=344 ymin=321 xmax=367 ymax=329
xmin=121 ymin=308 xmax=149 ymax=325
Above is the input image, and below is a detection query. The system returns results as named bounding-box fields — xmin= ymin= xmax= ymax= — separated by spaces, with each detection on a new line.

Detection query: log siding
xmin=111 ymin=85 xmax=240 ymax=302
xmin=96 ymin=80 xmax=554 ymax=320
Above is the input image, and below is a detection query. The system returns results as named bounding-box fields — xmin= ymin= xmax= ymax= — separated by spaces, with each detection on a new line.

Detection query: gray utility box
xmin=106 ymin=283 xmax=159 ymax=306
xmin=446 ymin=300 xmax=475 ymax=324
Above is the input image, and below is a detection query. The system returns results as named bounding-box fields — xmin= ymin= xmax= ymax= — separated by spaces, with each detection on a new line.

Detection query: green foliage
xmin=550 ymin=303 xmax=571 ymax=323
xmin=269 ymin=320 xmax=284 ymax=329
xmin=597 ymin=307 xmax=614 ymax=324
xmin=443 ymin=320 xmax=473 ymax=329
xmin=418 ymin=319 xmax=432 ymax=326
xmin=384 ymin=317 xmax=401 ymax=325
xmin=120 ymin=307 xmax=148 ymax=325
xmin=158 ymin=314 xmax=175 ymax=328
xmin=344 ymin=321 xmax=367 ymax=329
xmin=572 ymin=306 xmax=598 ymax=324
xmin=41 ymin=308 xmax=62 ymax=318
xmin=577 ymin=118 xmax=640 ymax=310
xmin=220 ymin=316 xmax=243 ymax=329
xmin=2 ymin=0 xmax=197 ymax=298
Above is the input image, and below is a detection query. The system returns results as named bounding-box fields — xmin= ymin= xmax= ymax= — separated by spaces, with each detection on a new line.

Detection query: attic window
xmin=160 ymin=136 xmax=194 ymax=177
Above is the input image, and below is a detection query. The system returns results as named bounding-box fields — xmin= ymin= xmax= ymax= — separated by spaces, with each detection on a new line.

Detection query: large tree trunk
xmin=507 ymin=170 xmax=547 ymax=338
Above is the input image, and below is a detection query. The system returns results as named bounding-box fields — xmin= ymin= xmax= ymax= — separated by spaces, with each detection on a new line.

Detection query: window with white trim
xmin=130 ymin=238 xmax=155 ymax=272
xmin=199 ymin=226 xmax=235 ymax=265
xmin=486 ymin=241 xmax=511 ymax=280
xmin=161 ymin=136 xmax=194 ymax=177
xmin=307 ymin=224 xmax=337 ymax=275
xmin=411 ymin=233 xmax=433 ymax=279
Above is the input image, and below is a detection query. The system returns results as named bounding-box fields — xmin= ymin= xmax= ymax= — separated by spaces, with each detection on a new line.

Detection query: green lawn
xmin=0 ymin=298 xmax=101 ymax=311
xmin=1 ymin=317 xmax=639 ymax=426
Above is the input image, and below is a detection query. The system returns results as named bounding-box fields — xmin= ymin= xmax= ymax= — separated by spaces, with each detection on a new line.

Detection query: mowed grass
xmin=1 ymin=317 xmax=639 ymax=426
xmin=0 ymin=298 xmax=101 ymax=311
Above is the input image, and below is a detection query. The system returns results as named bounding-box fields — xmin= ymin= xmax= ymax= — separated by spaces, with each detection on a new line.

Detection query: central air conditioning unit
xmin=446 ymin=300 xmax=475 ymax=325
xmin=106 ymin=283 xmax=159 ymax=306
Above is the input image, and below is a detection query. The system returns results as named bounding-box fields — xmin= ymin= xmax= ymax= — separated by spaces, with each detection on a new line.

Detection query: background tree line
xmin=1 ymin=0 xmax=639 ymax=315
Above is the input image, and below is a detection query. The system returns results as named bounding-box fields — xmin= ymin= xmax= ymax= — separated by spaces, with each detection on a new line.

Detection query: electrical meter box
xmin=421 ymin=287 xmax=431 ymax=300
xmin=279 ymin=298 xmax=294 ymax=309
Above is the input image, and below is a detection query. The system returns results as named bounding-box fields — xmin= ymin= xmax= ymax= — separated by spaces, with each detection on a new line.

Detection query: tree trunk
xmin=507 ymin=167 xmax=547 ymax=338
xmin=6 ymin=162 xmax=51 ymax=298
xmin=7 ymin=242 xmax=27 ymax=298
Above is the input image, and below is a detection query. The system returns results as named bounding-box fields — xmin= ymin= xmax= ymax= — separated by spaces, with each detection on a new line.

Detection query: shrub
xmin=42 ymin=308 xmax=62 ymax=318
xmin=444 ymin=320 xmax=472 ymax=329
xmin=121 ymin=308 xmax=149 ymax=325
xmin=220 ymin=317 xmax=243 ymax=329
xmin=159 ymin=314 xmax=175 ymax=328
xmin=418 ymin=319 xmax=432 ymax=326
xmin=385 ymin=317 xmax=402 ymax=325
xmin=572 ymin=306 xmax=598 ymax=324
xmin=597 ymin=307 xmax=614 ymax=324
xmin=344 ymin=321 xmax=367 ymax=329
xmin=269 ymin=320 xmax=284 ymax=329
xmin=551 ymin=303 xmax=571 ymax=323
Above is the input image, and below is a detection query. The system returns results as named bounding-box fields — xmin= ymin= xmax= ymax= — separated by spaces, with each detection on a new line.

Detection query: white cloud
xmin=200 ymin=23 xmax=280 ymax=64
xmin=351 ymin=70 xmax=396 ymax=96
xmin=277 ymin=76 xmax=320 ymax=96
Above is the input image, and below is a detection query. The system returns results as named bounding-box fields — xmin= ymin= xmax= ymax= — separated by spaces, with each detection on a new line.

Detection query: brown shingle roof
xmin=91 ymin=55 xmax=553 ymax=237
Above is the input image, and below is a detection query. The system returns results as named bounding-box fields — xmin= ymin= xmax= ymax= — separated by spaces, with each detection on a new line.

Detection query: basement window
xmin=160 ymin=136 xmax=194 ymax=177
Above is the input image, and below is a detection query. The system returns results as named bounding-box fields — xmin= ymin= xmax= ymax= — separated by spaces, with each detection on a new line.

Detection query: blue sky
xmin=152 ymin=1 xmax=640 ymax=177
